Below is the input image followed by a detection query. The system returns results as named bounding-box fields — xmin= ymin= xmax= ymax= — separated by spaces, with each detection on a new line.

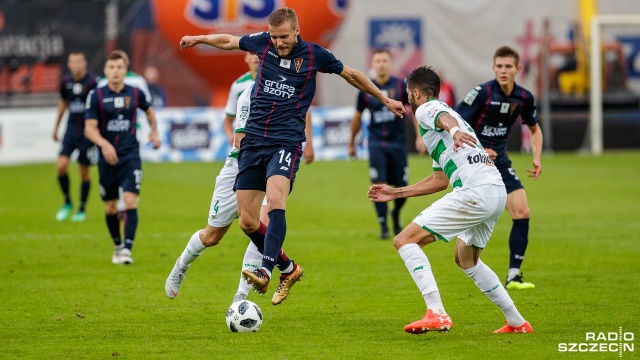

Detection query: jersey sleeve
xmin=454 ymin=85 xmax=487 ymax=126
xmin=520 ymin=90 xmax=539 ymax=126
xmin=90 ymin=75 xmax=101 ymax=91
xmin=355 ymin=91 xmax=367 ymax=112
xmin=416 ymin=101 xmax=448 ymax=132
xmin=224 ymin=82 xmax=241 ymax=116
xmin=314 ymin=44 xmax=344 ymax=74
xmin=84 ymin=89 xmax=99 ymax=120
xmin=239 ymin=32 xmax=270 ymax=54
xmin=136 ymin=86 xmax=151 ymax=111
xmin=59 ymin=76 xmax=68 ymax=100
xmin=432 ymin=159 xmax=443 ymax=171
xmin=235 ymin=85 xmax=253 ymax=133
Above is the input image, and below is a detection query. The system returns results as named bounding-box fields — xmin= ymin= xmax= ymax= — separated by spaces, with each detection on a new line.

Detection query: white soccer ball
xmin=226 ymin=300 xmax=263 ymax=332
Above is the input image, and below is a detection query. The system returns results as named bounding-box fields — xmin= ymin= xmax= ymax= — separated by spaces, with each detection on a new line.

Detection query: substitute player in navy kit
xmin=84 ymin=50 xmax=161 ymax=265
xmin=348 ymin=49 xmax=425 ymax=239
xmin=53 ymin=52 xmax=100 ymax=222
xmin=180 ymin=7 xmax=405 ymax=298
xmin=455 ymin=46 xmax=543 ymax=290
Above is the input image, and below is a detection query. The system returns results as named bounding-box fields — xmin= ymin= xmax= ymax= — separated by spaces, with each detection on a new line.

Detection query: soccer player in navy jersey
xmin=180 ymin=7 xmax=405 ymax=298
xmin=348 ymin=49 xmax=425 ymax=239
xmin=52 ymin=52 xmax=100 ymax=222
xmin=84 ymin=50 xmax=161 ymax=265
xmin=455 ymin=46 xmax=543 ymax=290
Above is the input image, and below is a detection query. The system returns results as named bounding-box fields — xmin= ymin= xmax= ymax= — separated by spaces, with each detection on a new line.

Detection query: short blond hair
xmin=107 ymin=50 xmax=129 ymax=67
xmin=268 ymin=7 xmax=298 ymax=30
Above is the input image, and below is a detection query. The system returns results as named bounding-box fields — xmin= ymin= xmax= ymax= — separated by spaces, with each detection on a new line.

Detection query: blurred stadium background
xmin=0 ymin=0 xmax=639 ymax=165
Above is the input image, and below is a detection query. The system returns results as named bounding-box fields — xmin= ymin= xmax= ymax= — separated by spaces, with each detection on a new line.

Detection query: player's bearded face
xmin=493 ymin=56 xmax=519 ymax=87
xmin=104 ymin=59 xmax=127 ymax=85
xmin=407 ymin=86 xmax=419 ymax=114
xmin=269 ymin=22 xmax=299 ymax=57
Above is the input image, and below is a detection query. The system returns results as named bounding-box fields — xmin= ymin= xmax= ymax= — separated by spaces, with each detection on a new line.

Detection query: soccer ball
xmin=226 ymin=300 xmax=263 ymax=332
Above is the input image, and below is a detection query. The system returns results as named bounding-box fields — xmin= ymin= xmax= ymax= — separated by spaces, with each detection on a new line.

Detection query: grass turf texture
xmin=1 ymin=152 xmax=638 ymax=359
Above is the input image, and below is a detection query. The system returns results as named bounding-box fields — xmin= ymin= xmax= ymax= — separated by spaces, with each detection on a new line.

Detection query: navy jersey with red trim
xmin=454 ymin=79 xmax=538 ymax=154
xmin=239 ymin=32 xmax=344 ymax=142
xmin=356 ymin=76 xmax=408 ymax=143
xmin=85 ymin=84 xmax=150 ymax=159
xmin=59 ymin=71 xmax=99 ymax=136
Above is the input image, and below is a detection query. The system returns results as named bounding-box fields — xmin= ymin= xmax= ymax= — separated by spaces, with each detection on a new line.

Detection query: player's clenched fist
xmin=180 ymin=36 xmax=199 ymax=50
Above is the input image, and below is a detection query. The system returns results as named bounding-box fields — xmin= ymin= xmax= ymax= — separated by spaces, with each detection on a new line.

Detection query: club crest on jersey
xmin=114 ymin=97 xmax=124 ymax=108
xmin=294 ymin=58 xmax=304 ymax=73
xmin=124 ymin=96 xmax=131 ymax=109
xmin=388 ymin=89 xmax=396 ymax=99
xmin=72 ymin=83 xmax=83 ymax=95
xmin=279 ymin=58 xmax=291 ymax=69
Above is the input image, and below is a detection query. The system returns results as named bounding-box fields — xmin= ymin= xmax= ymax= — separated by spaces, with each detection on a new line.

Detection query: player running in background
xmin=368 ymin=66 xmax=533 ymax=334
xmin=165 ymin=79 xmax=314 ymax=305
xmin=179 ymin=7 xmax=405 ymax=298
xmin=348 ymin=48 xmax=425 ymax=239
xmin=84 ymin=50 xmax=161 ymax=265
xmin=222 ymin=52 xmax=259 ymax=145
xmin=455 ymin=46 xmax=542 ymax=290
xmin=52 ymin=51 xmax=100 ymax=222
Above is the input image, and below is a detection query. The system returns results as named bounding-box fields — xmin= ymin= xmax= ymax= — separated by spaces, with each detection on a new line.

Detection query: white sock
xmin=398 ymin=244 xmax=446 ymax=316
xmin=463 ymin=260 xmax=525 ymax=326
xmin=179 ymin=230 xmax=206 ymax=267
xmin=507 ymin=268 xmax=520 ymax=281
xmin=237 ymin=242 xmax=262 ymax=297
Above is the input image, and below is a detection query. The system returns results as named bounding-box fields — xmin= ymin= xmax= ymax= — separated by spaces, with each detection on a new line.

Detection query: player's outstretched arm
xmin=303 ymin=111 xmax=315 ymax=164
xmin=145 ymin=107 xmax=161 ymax=149
xmin=348 ymin=111 xmax=363 ymax=159
xmin=527 ymin=123 xmax=543 ymax=179
xmin=180 ymin=34 xmax=241 ymax=50
xmin=368 ymin=171 xmax=449 ymax=202
xmin=339 ymin=65 xmax=405 ymax=117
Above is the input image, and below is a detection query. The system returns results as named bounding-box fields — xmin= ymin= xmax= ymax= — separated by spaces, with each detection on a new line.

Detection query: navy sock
xmin=374 ymin=202 xmax=388 ymax=230
xmin=105 ymin=213 xmax=121 ymax=246
xmin=58 ymin=175 xmax=71 ymax=205
xmin=509 ymin=218 xmax=529 ymax=269
xmin=246 ymin=222 xmax=267 ymax=253
xmin=79 ymin=181 xmax=90 ymax=212
xmin=262 ymin=209 xmax=286 ymax=274
xmin=123 ymin=209 xmax=138 ymax=250
xmin=391 ymin=197 xmax=406 ymax=225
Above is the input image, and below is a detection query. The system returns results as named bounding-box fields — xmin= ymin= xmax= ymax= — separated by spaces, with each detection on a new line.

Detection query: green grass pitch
xmin=1 ymin=151 xmax=638 ymax=359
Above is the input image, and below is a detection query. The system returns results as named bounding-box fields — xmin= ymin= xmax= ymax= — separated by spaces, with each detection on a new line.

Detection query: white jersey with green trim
xmin=227 ymin=83 xmax=253 ymax=159
xmin=415 ymin=99 xmax=503 ymax=190
xmin=224 ymin=72 xmax=254 ymax=116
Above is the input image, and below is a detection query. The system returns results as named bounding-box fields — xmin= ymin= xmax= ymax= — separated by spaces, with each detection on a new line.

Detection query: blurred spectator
xmin=144 ymin=66 xmax=168 ymax=107
xmin=437 ymin=69 xmax=456 ymax=107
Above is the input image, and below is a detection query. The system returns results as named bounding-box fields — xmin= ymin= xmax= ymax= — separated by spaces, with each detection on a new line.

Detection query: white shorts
xmin=412 ymin=184 xmax=506 ymax=249
xmin=207 ymin=157 xmax=267 ymax=228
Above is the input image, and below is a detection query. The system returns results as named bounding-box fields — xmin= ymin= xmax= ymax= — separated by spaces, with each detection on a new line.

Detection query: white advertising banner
xmin=0 ymin=107 xmax=58 ymax=165
xmin=0 ymin=106 xmax=361 ymax=165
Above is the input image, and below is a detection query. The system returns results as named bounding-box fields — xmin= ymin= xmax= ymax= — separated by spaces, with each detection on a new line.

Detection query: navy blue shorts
xmin=235 ymin=136 xmax=302 ymax=192
xmin=98 ymin=156 xmax=142 ymax=201
xmin=368 ymin=142 xmax=408 ymax=186
xmin=494 ymin=153 xmax=524 ymax=194
xmin=60 ymin=132 xmax=96 ymax=165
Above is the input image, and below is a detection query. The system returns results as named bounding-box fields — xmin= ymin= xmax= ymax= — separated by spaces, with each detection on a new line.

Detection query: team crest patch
xmin=294 ymin=58 xmax=304 ymax=73
xmin=279 ymin=58 xmax=291 ymax=69
xmin=388 ymin=89 xmax=396 ymax=99
xmin=114 ymin=97 xmax=124 ymax=108
xmin=124 ymin=96 xmax=131 ymax=109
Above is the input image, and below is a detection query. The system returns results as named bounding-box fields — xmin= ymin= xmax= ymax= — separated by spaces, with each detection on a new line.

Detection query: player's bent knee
xmin=200 ymin=226 xmax=227 ymax=247
xmin=238 ymin=217 xmax=259 ymax=234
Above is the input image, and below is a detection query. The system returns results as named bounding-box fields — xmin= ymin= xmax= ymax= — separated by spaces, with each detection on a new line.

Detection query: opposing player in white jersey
xmin=367 ymin=66 xmax=532 ymax=334
xmin=222 ymin=52 xmax=259 ymax=145
xmin=165 ymin=83 xmax=312 ymax=305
